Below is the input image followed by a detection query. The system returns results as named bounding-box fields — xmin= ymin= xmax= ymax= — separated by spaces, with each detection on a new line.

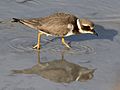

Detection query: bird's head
xmin=76 ymin=68 xmax=95 ymax=82
xmin=77 ymin=18 xmax=98 ymax=36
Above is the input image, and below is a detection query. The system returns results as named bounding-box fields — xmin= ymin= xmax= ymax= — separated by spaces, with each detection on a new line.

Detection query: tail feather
xmin=12 ymin=18 xmax=21 ymax=22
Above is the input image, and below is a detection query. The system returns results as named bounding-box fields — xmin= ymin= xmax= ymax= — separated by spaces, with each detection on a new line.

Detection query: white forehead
xmin=80 ymin=19 xmax=94 ymax=27
xmin=82 ymin=24 xmax=89 ymax=26
xmin=82 ymin=24 xmax=94 ymax=29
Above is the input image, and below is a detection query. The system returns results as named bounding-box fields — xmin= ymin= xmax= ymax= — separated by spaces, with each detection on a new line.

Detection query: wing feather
xmin=15 ymin=13 xmax=77 ymax=36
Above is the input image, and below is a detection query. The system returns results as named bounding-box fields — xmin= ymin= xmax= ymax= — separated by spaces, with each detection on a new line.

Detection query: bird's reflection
xmin=12 ymin=50 xmax=95 ymax=83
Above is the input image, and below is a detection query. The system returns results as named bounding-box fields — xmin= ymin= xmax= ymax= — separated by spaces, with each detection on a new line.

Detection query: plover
xmin=12 ymin=12 xmax=98 ymax=49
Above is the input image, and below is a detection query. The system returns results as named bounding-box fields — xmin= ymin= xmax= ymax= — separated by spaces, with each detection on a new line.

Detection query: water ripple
xmin=8 ymin=37 xmax=95 ymax=55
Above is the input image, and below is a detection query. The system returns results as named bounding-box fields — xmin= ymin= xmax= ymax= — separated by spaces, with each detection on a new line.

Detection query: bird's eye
xmin=81 ymin=25 xmax=90 ymax=31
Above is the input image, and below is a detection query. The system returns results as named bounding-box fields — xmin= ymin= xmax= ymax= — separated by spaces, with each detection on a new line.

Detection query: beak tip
xmin=95 ymin=33 xmax=98 ymax=36
xmin=91 ymin=29 xmax=98 ymax=36
xmin=93 ymin=31 xmax=98 ymax=36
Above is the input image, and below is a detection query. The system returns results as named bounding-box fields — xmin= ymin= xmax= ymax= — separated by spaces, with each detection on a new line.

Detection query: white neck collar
xmin=77 ymin=19 xmax=84 ymax=33
xmin=77 ymin=19 xmax=81 ymax=30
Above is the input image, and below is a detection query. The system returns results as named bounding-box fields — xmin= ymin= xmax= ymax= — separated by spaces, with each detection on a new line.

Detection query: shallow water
xmin=0 ymin=0 xmax=120 ymax=90
xmin=11 ymin=50 xmax=95 ymax=83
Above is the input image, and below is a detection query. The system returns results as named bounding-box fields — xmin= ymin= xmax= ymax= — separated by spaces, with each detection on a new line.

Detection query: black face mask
xmin=81 ymin=25 xmax=91 ymax=31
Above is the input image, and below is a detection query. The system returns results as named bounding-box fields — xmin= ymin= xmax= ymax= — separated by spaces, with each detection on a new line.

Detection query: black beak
xmin=93 ymin=30 xmax=98 ymax=36
xmin=94 ymin=32 xmax=98 ymax=36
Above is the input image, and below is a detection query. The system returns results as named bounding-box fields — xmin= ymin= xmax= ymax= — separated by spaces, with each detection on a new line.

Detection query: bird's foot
xmin=63 ymin=41 xmax=72 ymax=49
xmin=37 ymin=63 xmax=49 ymax=69
xmin=33 ymin=44 xmax=41 ymax=50
xmin=63 ymin=43 xmax=71 ymax=50
xmin=65 ymin=44 xmax=71 ymax=49
xmin=62 ymin=37 xmax=71 ymax=49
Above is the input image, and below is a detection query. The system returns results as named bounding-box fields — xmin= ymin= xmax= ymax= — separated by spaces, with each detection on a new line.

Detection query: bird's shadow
xmin=66 ymin=24 xmax=118 ymax=42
